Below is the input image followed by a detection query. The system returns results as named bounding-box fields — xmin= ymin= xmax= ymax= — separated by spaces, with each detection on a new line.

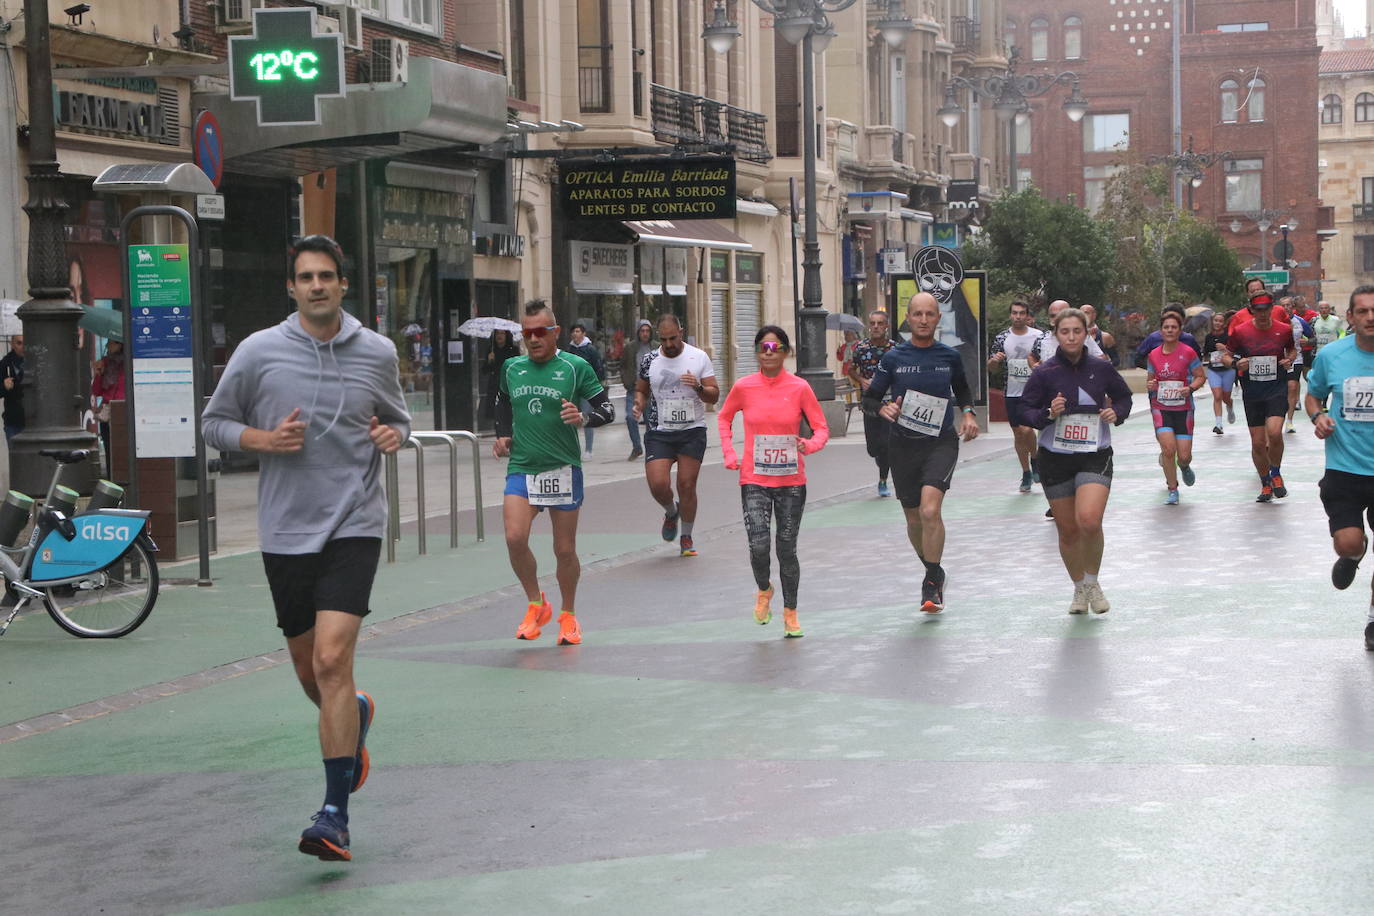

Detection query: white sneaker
xmin=1069 ymin=583 xmax=1089 ymax=615
xmin=1085 ymin=582 xmax=1110 ymax=614
xmin=1226 ymin=405 xmax=1235 ymax=424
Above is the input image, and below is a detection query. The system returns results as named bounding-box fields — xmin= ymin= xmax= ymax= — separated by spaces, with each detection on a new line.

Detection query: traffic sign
xmin=192 ymin=110 xmax=223 ymax=189
xmin=228 ymin=8 xmax=345 ymax=127
xmin=1243 ymin=269 xmax=1289 ymax=286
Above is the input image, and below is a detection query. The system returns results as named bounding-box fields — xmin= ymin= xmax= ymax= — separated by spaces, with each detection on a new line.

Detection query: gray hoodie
xmin=202 ymin=311 xmax=411 ymax=554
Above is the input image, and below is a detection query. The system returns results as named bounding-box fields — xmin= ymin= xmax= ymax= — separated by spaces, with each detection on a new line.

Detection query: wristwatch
xmin=694 ymin=382 xmax=705 ymax=394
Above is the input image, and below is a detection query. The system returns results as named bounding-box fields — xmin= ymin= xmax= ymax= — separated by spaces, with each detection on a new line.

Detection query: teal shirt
xmin=500 ymin=350 xmax=604 ymax=475
xmin=1308 ymin=336 xmax=1374 ymax=476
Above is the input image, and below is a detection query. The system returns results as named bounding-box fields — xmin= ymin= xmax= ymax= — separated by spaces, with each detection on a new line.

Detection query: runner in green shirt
xmin=1313 ymin=300 xmax=1344 ymax=355
xmin=494 ymin=300 xmax=614 ymax=645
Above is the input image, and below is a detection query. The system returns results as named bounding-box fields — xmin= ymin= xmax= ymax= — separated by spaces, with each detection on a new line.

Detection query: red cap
xmin=1249 ymin=292 xmax=1274 ymax=308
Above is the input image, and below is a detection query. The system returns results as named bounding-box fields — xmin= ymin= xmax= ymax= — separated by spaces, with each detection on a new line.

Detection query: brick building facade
xmin=1006 ymin=0 xmax=1323 ymax=296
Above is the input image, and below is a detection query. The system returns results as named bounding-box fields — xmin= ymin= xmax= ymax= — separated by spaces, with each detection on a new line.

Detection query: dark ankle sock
xmin=922 ymin=560 xmax=944 ymax=581
xmin=323 ymin=756 xmax=354 ymax=816
xmin=1270 ymin=465 xmax=1281 ymax=478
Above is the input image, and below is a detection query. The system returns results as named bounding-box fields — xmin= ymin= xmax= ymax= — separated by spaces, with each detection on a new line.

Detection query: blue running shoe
xmin=661 ymin=506 xmax=679 ymax=542
xmin=877 ymin=480 xmax=890 ymax=498
xmin=1180 ymin=464 xmax=1196 ymax=487
xmin=1165 ymin=489 xmax=1179 ymax=506
xmin=299 ymin=806 xmax=351 ymax=861
xmin=1019 ymin=471 xmax=1032 ymax=493
xmin=1030 ymin=459 xmax=1041 ymax=484
xmin=352 ymin=691 xmax=374 ymax=793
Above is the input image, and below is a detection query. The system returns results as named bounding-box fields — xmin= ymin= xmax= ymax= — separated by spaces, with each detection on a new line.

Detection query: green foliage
xmin=1165 ymin=219 xmax=1245 ymax=310
xmin=962 ymin=186 xmax=1115 ymax=307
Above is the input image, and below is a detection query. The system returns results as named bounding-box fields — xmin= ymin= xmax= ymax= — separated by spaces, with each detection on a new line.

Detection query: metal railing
xmin=384 ymin=430 xmax=485 ymax=562
xmin=578 ymin=44 xmax=613 ymax=112
xmin=952 ymin=16 xmax=979 ymax=52
xmin=650 ymin=83 xmax=772 ymax=162
xmin=1355 ymin=203 xmax=1374 ymax=221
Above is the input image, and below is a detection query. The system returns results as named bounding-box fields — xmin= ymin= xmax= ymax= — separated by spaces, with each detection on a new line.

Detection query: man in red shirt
xmin=1229 ymin=276 xmax=1290 ymax=335
xmin=1225 ymin=292 xmax=1297 ymax=501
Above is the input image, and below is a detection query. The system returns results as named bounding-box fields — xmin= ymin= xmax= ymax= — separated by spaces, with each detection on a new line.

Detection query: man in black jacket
xmin=0 ymin=335 xmax=24 ymax=442
xmin=566 ymin=323 xmax=605 ymax=458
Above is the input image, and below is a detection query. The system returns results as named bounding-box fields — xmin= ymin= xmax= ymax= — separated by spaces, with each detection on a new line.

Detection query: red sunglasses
xmin=524 ymin=325 xmax=559 ymax=339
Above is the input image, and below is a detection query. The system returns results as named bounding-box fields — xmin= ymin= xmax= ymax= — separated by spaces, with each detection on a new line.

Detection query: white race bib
xmin=753 ymin=434 xmax=799 ymax=476
xmin=1006 ymin=358 xmax=1032 ymax=396
xmin=1052 ymin=414 xmax=1101 ymax=453
xmin=1317 ymin=331 xmax=1338 ymax=348
xmin=1248 ymin=355 xmax=1278 ymax=382
xmin=1157 ymin=380 xmax=1189 ymax=408
xmin=896 ymin=391 xmax=949 ymax=437
xmin=526 ymin=466 xmax=575 ymax=506
xmin=658 ymin=395 xmax=700 ymax=430
xmin=1343 ymin=377 xmax=1374 ymax=422
xmin=1209 ymin=350 xmax=1225 ymax=368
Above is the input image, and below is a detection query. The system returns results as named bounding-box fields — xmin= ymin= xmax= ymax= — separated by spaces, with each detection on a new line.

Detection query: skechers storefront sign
xmin=560 ymin=157 xmax=736 ymax=221
xmin=57 ymin=90 xmax=168 ymax=142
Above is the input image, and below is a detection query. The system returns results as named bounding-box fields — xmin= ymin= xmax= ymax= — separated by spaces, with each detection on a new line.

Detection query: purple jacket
xmin=1018 ymin=351 xmax=1133 ymax=451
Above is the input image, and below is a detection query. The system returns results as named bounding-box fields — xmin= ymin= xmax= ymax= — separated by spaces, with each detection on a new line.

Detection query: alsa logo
xmin=82 ymin=520 xmax=131 ymax=542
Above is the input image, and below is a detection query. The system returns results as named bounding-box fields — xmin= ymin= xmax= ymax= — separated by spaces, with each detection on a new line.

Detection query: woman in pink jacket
xmin=718 ymin=325 xmax=829 ymax=637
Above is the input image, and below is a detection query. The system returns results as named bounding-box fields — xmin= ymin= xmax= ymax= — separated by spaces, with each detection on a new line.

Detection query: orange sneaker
xmin=754 ymin=586 xmax=774 ymax=624
xmin=782 ymin=608 xmax=803 ymax=638
xmin=556 ymin=612 xmax=582 ymax=645
xmin=516 ymin=593 xmax=553 ymax=640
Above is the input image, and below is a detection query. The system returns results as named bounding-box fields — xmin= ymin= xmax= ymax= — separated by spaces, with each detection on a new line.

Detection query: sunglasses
xmin=524 ymin=325 xmax=559 ymax=339
xmin=758 ymin=341 xmax=784 ymax=354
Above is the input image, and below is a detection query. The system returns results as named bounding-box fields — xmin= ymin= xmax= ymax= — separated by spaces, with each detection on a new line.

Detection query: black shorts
xmin=1003 ymin=396 xmax=1028 ymax=427
xmin=1320 ymin=469 xmax=1374 ymax=536
xmin=262 ymin=537 xmax=380 ymax=638
xmin=1242 ymin=393 xmax=1289 ymax=427
xmin=1037 ymin=447 xmax=1114 ymax=501
xmin=861 ymin=411 xmax=891 ymax=459
xmin=644 ymin=427 xmax=708 ymax=463
xmin=888 ymin=434 xmax=959 ymax=508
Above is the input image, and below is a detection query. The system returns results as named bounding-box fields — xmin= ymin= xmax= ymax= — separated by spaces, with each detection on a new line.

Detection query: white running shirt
xmin=642 ymin=343 xmax=716 ymax=432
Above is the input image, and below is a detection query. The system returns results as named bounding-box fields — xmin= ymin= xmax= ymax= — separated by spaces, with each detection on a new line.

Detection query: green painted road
xmin=6 ymin=398 xmax=1374 ymax=914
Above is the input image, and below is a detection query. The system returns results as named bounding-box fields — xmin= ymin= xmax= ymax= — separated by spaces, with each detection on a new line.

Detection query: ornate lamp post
xmin=936 ymin=47 xmax=1089 ymax=192
xmin=13 ymin=1 xmax=98 ymax=495
xmin=1147 ymin=134 xmax=1231 ymax=210
xmin=704 ymin=0 xmax=900 ymax=401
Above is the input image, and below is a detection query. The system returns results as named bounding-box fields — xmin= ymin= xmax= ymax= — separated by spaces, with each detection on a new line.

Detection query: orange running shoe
xmin=1270 ymin=473 xmax=1288 ymax=499
xmin=556 ymin=611 xmax=582 ymax=645
xmin=782 ymin=607 xmax=803 ymax=638
xmin=516 ymin=593 xmax=553 ymax=640
xmin=754 ymin=586 xmax=774 ymax=625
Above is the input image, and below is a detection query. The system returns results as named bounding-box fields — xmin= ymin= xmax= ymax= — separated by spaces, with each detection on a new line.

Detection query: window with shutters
xmin=158 ymin=86 xmax=180 ymax=145
xmin=774 ymin=38 xmax=800 ymax=157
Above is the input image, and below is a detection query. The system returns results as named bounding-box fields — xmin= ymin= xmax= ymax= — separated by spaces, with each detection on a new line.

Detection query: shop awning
xmin=623 ymin=219 xmax=752 ymax=251
xmin=196 ymin=56 xmax=507 ymax=178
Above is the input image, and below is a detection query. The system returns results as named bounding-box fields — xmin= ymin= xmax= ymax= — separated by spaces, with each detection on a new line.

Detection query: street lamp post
xmin=936 ymin=47 xmax=1089 ymax=193
xmin=704 ymin=0 xmax=899 ymax=401
xmin=1147 ymin=134 xmax=1231 ymax=211
xmin=1229 ymin=209 xmax=1290 ymax=272
xmin=13 ymin=1 xmax=98 ymax=495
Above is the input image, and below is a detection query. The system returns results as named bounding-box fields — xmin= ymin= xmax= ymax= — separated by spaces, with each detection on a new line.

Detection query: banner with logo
xmin=570 ymin=241 xmax=634 ymax=294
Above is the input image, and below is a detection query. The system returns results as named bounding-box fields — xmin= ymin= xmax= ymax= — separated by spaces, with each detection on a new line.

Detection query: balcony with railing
xmin=952 ymin=16 xmax=979 ymax=53
xmin=578 ymin=44 xmax=612 ymax=113
xmin=650 ymin=84 xmax=772 ymax=162
xmin=1355 ymin=203 xmax=1374 ymax=221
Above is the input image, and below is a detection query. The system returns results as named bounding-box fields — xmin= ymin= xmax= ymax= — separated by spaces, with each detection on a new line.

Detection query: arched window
xmin=1356 ymin=92 xmax=1374 ymax=122
xmin=1220 ymin=79 xmax=1239 ymax=123
xmin=1064 ymin=16 xmax=1082 ymax=60
xmin=1030 ymin=17 xmax=1049 ymax=61
xmin=1247 ymin=77 xmax=1266 ymax=121
xmin=1004 ymin=17 xmax=1016 ymax=55
xmin=1322 ymin=93 xmax=1343 ymax=124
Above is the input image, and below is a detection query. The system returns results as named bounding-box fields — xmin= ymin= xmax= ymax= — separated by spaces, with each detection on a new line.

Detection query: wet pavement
xmin=5 ymin=394 xmax=1374 ymax=914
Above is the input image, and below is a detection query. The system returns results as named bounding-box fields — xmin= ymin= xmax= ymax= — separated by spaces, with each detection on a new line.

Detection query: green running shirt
xmin=500 ymin=351 xmax=604 ymax=475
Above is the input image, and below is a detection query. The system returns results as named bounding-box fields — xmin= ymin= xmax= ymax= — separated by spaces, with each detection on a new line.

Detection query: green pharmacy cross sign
xmin=228 ymin=7 xmax=344 ymax=127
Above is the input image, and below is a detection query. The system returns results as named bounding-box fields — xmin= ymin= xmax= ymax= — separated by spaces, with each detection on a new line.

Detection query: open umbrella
xmin=825 ymin=312 xmax=865 ymax=334
xmin=455 ymin=316 xmax=522 ymax=339
xmin=1183 ymin=305 xmax=1214 ymax=337
xmin=78 ymin=304 xmax=124 ymax=342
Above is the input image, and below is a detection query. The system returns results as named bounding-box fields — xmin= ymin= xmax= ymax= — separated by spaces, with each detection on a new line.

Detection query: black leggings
xmin=741 ymin=484 xmax=807 ymax=608
xmin=862 ymin=412 xmax=891 ymax=481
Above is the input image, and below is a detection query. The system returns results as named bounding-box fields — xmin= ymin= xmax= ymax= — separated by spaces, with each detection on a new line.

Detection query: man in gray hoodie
xmin=202 ymin=235 xmax=410 ymax=863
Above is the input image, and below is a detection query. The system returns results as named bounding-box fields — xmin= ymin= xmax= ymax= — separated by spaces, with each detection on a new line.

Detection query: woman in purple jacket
xmin=1019 ymin=307 xmax=1134 ymax=616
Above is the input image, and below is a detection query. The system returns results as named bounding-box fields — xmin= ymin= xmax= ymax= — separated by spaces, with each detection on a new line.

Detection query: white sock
xmin=1073 ymin=576 xmax=1086 ymax=587
xmin=1083 ymin=573 xmax=1099 ymax=585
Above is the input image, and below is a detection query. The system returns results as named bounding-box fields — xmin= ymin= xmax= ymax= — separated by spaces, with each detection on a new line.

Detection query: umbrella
xmin=825 ymin=312 xmax=865 ymax=333
xmin=1183 ymin=305 xmax=1214 ymax=337
xmin=455 ymin=316 xmax=522 ymax=339
xmin=78 ymin=304 xmax=124 ymax=342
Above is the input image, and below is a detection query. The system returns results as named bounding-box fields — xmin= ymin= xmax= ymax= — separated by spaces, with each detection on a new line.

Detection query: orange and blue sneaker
xmin=556 ymin=611 xmax=582 ymax=645
xmin=1270 ymin=472 xmax=1288 ymax=499
xmin=679 ymin=535 xmax=697 ymax=557
xmin=782 ymin=607 xmax=803 ymax=638
xmin=754 ymin=586 xmax=774 ymax=625
xmin=661 ymin=506 xmax=679 ymax=541
xmin=298 ymin=806 xmax=350 ymax=861
xmin=516 ymin=593 xmax=553 ymax=640
xmin=351 ymin=691 xmax=374 ymax=793
xmin=1256 ymin=482 xmax=1274 ymax=503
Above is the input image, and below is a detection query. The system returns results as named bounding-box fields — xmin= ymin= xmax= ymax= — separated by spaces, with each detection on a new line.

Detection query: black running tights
xmin=740 ymin=484 xmax=807 ymax=609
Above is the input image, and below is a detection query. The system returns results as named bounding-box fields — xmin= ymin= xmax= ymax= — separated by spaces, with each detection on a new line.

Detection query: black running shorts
xmin=262 ymin=537 xmax=381 ymax=638
xmin=888 ymin=434 xmax=959 ymax=508
xmin=1242 ymin=393 xmax=1289 ymax=428
xmin=644 ymin=427 xmax=708 ymax=463
xmin=1037 ymin=447 xmax=1114 ymax=501
xmin=1320 ymin=469 xmax=1374 ymax=536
